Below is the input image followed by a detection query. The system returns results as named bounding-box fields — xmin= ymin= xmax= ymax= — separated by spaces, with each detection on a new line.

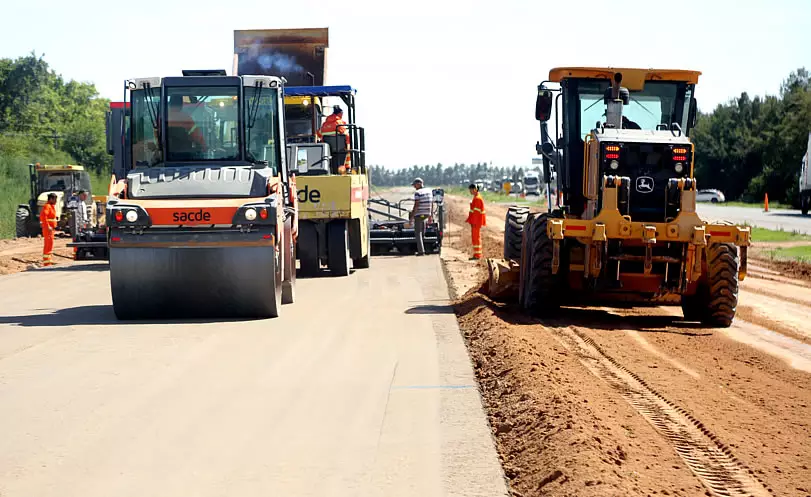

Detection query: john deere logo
xmin=636 ymin=176 xmax=654 ymax=193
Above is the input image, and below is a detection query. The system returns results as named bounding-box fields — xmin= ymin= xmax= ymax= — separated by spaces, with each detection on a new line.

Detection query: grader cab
xmin=490 ymin=67 xmax=750 ymax=327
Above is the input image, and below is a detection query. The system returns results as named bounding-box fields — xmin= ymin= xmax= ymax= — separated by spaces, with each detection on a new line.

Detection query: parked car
xmin=696 ymin=189 xmax=726 ymax=203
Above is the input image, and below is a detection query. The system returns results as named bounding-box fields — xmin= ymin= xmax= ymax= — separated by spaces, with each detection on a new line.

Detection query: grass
xmin=750 ymin=226 xmax=811 ymax=242
xmin=719 ymin=200 xmax=793 ymax=210
xmin=763 ymin=245 xmax=811 ymax=263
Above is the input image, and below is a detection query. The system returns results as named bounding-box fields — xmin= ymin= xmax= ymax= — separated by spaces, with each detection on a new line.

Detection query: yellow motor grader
xmin=488 ymin=67 xmax=750 ymax=327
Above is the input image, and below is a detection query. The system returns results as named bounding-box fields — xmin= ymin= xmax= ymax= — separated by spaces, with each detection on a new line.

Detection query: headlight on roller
xmin=244 ymin=208 xmax=257 ymax=221
xmin=610 ymin=160 xmax=619 ymax=170
xmin=674 ymin=162 xmax=684 ymax=174
xmin=125 ymin=210 xmax=138 ymax=222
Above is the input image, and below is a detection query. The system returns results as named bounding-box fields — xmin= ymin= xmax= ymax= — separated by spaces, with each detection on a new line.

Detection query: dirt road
xmin=441 ymin=194 xmax=811 ymax=497
xmin=0 ymin=257 xmax=507 ymax=496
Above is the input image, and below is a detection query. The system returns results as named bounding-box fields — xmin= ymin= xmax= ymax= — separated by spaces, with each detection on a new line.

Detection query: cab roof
xmin=284 ymin=85 xmax=355 ymax=97
xmin=548 ymin=67 xmax=701 ymax=90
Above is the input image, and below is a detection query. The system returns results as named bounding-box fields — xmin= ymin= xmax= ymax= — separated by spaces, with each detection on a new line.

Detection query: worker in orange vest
xmin=40 ymin=193 xmax=58 ymax=266
xmin=465 ymin=183 xmax=486 ymax=260
xmin=317 ymin=105 xmax=351 ymax=173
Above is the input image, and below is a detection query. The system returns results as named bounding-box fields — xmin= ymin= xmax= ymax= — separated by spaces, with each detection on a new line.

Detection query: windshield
xmin=38 ymin=171 xmax=90 ymax=193
xmin=244 ymin=87 xmax=280 ymax=172
xmin=165 ymin=86 xmax=240 ymax=162
xmin=131 ymin=89 xmax=161 ymax=167
xmin=38 ymin=172 xmax=72 ymax=192
xmin=524 ymin=176 xmax=539 ymax=185
xmin=577 ymin=81 xmax=692 ymax=137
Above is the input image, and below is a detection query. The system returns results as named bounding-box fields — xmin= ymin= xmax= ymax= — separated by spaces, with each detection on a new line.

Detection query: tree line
xmin=0 ymin=52 xmax=109 ymax=173
xmin=692 ymin=68 xmax=810 ymax=204
xmin=1 ymin=54 xmax=809 ymax=205
xmin=369 ymin=163 xmax=540 ymax=188
xmin=372 ymin=69 xmax=811 ymax=206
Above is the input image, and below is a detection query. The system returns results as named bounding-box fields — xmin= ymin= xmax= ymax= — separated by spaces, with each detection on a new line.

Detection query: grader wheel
xmin=504 ymin=206 xmax=530 ymax=261
xmin=681 ymin=243 xmax=739 ymax=327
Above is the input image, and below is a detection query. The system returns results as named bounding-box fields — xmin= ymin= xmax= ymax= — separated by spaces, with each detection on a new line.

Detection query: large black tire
xmin=328 ymin=220 xmax=351 ymax=277
xmin=524 ymin=214 xmax=560 ymax=316
xmin=681 ymin=243 xmax=739 ymax=327
xmin=298 ymin=221 xmax=319 ymax=277
xmin=504 ymin=206 xmax=530 ymax=261
xmin=517 ymin=214 xmax=536 ymax=310
xmin=15 ymin=207 xmax=31 ymax=238
xmin=282 ymin=219 xmax=296 ymax=304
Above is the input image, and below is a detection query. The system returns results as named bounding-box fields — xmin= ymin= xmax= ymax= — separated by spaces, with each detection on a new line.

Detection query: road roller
xmin=105 ymin=70 xmax=298 ymax=320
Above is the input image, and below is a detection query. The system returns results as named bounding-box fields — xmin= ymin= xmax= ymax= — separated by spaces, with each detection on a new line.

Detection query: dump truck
xmin=801 ymin=131 xmax=810 ymax=216
xmin=105 ymin=70 xmax=298 ymax=319
xmin=234 ymin=28 xmax=370 ymax=276
xmin=15 ymin=163 xmax=95 ymax=239
xmin=489 ymin=67 xmax=751 ymax=327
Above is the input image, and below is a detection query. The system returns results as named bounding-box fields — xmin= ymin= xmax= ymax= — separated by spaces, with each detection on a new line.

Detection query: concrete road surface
xmin=697 ymin=203 xmax=811 ymax=234
xmin=0 ymin=259 xmax=507 ymax=497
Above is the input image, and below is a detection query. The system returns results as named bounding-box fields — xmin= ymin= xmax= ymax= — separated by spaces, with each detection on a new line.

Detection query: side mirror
xmin=535 ymin=89 xmax=553 ymax=122
xmin=688 ymin=97 xmax=697 ymax=128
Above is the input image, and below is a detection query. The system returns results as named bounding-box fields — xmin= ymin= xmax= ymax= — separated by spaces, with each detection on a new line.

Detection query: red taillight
xmin=259 ymin=208 xmax=268 ymax=220
xmin=114 ymin=211 xmax=124 ymax=222
xmin=111 ymin=236 xmax=121 ymax=242
xmin=262 ymin=234 xmax=272 ymax=239
xmin=606 ymin=153 xmax=620 ymax=159
xmin=673 ymin=155 xmax=687 ymax=161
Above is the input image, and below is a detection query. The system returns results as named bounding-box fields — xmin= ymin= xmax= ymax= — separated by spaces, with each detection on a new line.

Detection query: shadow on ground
xmin=0 ymin=305 xmax=269 ymax=327
xmin=454 ymin=293 xmax=714 ymax=337
xmin=405 ymin=305 xmax=454 ymax=315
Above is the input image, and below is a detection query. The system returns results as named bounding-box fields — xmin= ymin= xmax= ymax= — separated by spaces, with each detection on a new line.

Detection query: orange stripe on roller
xmin=148 ymin=207 xmax=238 ymax=226
xmin=567 ymin=225 xmax=587 ymax=231
xmin=708 ymin=230 xmax=731 ymax=236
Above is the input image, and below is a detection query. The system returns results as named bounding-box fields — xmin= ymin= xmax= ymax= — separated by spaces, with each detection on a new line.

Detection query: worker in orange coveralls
xmin=465 ymin=183 xmax=486 ymax=260
xmin=40 ymin=193 xmax=58 ymax=266
xmin=317 ymin=105 xmax=352 ymax=173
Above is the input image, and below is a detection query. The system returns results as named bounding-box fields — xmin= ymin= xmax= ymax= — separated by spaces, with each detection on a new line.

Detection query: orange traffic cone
xmin=764 ymin=193 xmax=769 ymax=212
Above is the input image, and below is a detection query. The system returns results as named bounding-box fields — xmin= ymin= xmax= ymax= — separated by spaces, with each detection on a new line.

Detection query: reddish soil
xmin=440 ymin=194 xmax=811 ymax=497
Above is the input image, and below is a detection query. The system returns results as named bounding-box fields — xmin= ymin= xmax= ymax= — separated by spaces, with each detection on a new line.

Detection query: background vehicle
xmin=15 ymin=163 xmax=94 ymax=239
xmin=105 ymin=70 xmax=298 ymax=319
xmin=801 ymin=131 xmax=810 ymax=215
xmin=368 ymin=189 xmax=445 ymax=255
xmin=490 ymin=67 xmax=750 ymax=327
xmin=233 ymin=28 xmax=370 ymax=277
xmin=696 ymin=189 xmax=726 ymax=203
xmin=282 ymin=85 xmax=370 ymax=276
xmin=523 ymin=170 xmax=541 ymax=195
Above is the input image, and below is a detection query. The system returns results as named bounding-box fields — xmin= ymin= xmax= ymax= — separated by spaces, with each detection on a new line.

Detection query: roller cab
xmin=107 ymin=71 xmax=298 ymax=320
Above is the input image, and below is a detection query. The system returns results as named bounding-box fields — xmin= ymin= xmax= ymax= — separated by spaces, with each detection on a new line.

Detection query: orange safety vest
xmin=317 ymin=114 xmax=349 ymax=143
xmin=466 ymin=193 xmax=486 ymax=227
xmin=40 ymin=203 xmax=58 ymax=229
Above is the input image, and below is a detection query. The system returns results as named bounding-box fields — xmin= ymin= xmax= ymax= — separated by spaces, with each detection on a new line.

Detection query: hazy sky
xmin=2 ymin=0 xmax=809 ymax=169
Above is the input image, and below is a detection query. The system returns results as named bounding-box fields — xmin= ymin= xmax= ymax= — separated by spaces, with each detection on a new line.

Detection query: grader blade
xmin=485 ymin=258 xmax=520 ymax=301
